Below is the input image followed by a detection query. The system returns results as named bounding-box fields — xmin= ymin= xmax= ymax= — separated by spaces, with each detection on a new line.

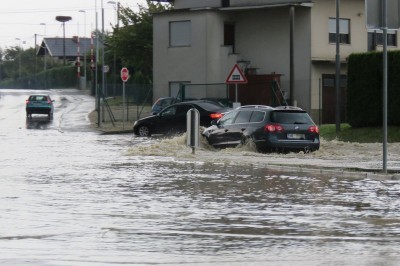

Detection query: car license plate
xmin=287 ymin=133 xmax=305 ymax=140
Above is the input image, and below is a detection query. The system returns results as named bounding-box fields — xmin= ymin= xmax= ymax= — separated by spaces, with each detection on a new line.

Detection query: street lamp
xmin=108 ymin=1 xmax=119 ymax=96
xmin=107 ymin=1 xmax=119 ymax=31
xmin=40 ymin=23 xmax=47 ymax=72
xmin=55 ymin=16 xmax=72 ymax=65
xmin=78 ymin=10 xmax=87 ymax=80
xmin=107 ymin=1 xmax=119 ymax=29
xmin=15 ymin=38 xmax=22 ymax=80
xmin=95 ymin=0 xmax=100 ymax=125
xmin=40 ymin=23 xmax=47 ymax=89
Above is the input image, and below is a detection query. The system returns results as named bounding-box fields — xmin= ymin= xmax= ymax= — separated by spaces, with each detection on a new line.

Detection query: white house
xmin=151 ymin=0 xmax=399 ymax=123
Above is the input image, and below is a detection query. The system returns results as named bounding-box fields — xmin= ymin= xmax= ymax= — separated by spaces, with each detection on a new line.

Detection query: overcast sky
xmin=0 ymin=0 xmax=147 ymax=49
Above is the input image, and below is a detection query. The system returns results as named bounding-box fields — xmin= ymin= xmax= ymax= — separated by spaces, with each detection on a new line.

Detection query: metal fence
xmin=98 ymin=83 xmax=153 ymax=124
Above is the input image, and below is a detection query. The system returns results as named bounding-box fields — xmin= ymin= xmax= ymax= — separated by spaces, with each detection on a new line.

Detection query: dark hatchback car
xmin=26 ymin=94 xmax=54 ymax=118
xmin=134 ymin=100 xmax=231 ymax=137
xmin=202 ymin=105 xmax=320 ymax=153
xmin=151 ymin=97 xmax=198 ymax=115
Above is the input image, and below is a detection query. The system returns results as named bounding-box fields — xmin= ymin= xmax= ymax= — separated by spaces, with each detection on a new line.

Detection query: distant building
xmin=37 ymin=37 xmax=96 ymax=64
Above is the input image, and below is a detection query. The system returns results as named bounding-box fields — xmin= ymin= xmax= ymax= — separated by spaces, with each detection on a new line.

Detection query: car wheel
xmin=240 ymin=135 xmax=260 ymax=151
xmin=137 ymin=125 xmax=151 ymax=137
xmin=240 ymin=136 xmax=250 ymax=146
xmin=240 ymin=135 xmax=256 ymax=146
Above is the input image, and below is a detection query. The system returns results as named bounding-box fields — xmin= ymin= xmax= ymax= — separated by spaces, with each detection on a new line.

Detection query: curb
xmin=98 ymin=129 xmax=134 ymax=135
xmin=262 ymin=163 xmax=400 ymax=180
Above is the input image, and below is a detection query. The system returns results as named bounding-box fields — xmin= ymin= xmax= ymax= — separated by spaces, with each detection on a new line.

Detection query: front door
xmin=322 ymin=74 xmax=347 ymax=124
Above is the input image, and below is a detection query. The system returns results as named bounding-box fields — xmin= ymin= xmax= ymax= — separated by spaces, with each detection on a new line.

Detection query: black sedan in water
xmin=133 ymin=100 xmax=231 ymax=137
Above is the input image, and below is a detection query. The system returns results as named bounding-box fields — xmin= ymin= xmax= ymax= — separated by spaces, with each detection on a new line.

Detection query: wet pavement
xmin=0 ymin=89 xmax=399 ymax=266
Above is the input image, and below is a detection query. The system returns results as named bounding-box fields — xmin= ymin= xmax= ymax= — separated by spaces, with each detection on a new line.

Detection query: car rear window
xmin=29 ymin=95 xmax=47 ymax=101
xmin=271 ymin=111 xmax=313 ymax=124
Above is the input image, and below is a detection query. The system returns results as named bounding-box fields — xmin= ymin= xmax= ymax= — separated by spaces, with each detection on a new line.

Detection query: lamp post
xmin=40 ymin=23 xmax=47 ymax=72
xmin=101 ymin=0 xmax=105 ymax=121
xmin=107 ymin=1 xmax=119 ymax=27
xmin=78 ymin=10 xmax=87 ymax=80
xmin=40 ymin=23 xmax=47 ymax=89
xmin=15 ymin=38 xmax=22 ymax=80
xmin=94 ymin=0 xmax=100 ymax=125
xmin=108 ymin=0 xmax=119 ymax=96
xmin=335 ymin=0 xmax=341 ymax=133
xmin=55 ymin=16 xmax=72 ymax=65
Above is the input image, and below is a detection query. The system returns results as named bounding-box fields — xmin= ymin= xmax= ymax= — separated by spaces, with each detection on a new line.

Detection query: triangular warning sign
xmin=226 ymin=64 xmax=248 ymax=84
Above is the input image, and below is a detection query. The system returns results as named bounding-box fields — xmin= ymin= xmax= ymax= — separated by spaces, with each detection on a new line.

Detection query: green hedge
xmin=0 ymin=66 xmax=78 ymax=89
xmin=36 ymin=66 xmax=78 ymax=89
xmin=347 ymin=51 xmax=400 ymax=127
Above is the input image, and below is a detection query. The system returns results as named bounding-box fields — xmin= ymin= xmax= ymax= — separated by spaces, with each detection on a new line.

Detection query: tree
xmin=0 ymin=46 xmax=46 ymax=81
xmin=106 ymin=0 xmax=171 ymax=84
xmin=2 ymin=46 xmax=22 ymax=80
xmin=0 ymin=47 xmax=4 ymax=80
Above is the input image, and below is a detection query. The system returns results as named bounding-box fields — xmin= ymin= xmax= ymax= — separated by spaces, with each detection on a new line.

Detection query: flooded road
xmin=0 ymin=89 xmax=399 ymax=265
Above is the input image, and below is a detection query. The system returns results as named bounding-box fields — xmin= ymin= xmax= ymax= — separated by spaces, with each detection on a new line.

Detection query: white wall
xmin=153 ymin=6 xmax=312 ymax=109
xmin=153 ymin=10 xmax=238 ymax=101
xmin=309 ymin=0 xmax=400 ymax=119
xmin=234 ymin=6 xmax=312 ymax=110
xmin=311 ymin=0 xmax=367 ymax=60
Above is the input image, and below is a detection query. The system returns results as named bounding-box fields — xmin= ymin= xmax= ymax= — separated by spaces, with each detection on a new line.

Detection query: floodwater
xmin=0 ymin=89 xmax=400 ymax=266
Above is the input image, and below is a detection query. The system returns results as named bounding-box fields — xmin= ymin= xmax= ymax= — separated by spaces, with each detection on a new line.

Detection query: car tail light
xmin=47 ymin=100 xmax=52 ymax=104
xmin=264 ymin=124 xmax=284 ymax=133
xmin=209 ymin=113 xmax=223 ymax=120
xmin=308 ymin=125 xmax=319 ymax=134
xmin=25 ymin=100 xmax=30 ymax=104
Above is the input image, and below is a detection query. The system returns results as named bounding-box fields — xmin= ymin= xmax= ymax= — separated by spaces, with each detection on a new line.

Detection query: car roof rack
xmin=274 ymin=105 xmax=304 ymax=111
xmin=237 ymin=105 xmax=274 ymax=110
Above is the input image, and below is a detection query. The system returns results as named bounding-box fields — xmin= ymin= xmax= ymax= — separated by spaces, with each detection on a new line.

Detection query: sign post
xmin=366 ymin=0 xmax=400 ymax=173
xmin=226 ymin=64 xmax=248 ymax=108
xmin=120 ymin=67 xmax=129 ymax=130
xmin=186 ymin=108 xmax=200 ymax=154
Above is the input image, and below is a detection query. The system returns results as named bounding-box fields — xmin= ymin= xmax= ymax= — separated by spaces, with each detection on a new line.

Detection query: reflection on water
xmin=25 ymin=115 xmax=53 ymax=130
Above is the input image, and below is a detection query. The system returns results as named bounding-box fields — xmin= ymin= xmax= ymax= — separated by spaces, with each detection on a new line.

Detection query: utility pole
xmin=108 ymin=1 xmax=119 ymax=97
xmin=335 ymin=0 xmax=341 ymax=133
xmin=289 ymin=6 xmax=295 ymax=106
xmin=34 ymin=33 xmax=37 ymax=88
xmin=40 ymin=23 xmax=47 ymax=89
xmin=79 ymin=10 xmax=87 ymax=87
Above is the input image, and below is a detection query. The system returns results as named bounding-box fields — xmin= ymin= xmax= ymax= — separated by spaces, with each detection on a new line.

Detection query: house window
xmin=169 ymin=21 xmax=191 ymax=47
xmin=368 ymin=30 xmax=397 ymax=51
xmin=222 ymin=0 xmax=230 ymax=7
xmin=224 ymin=23 xmax=235 ymax=53
xmin=329 ymin=18 xmax=350 ymax=44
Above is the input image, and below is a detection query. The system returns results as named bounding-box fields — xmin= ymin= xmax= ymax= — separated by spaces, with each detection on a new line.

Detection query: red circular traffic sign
xmin=121 ymin=67 xmax=129 ymax=82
